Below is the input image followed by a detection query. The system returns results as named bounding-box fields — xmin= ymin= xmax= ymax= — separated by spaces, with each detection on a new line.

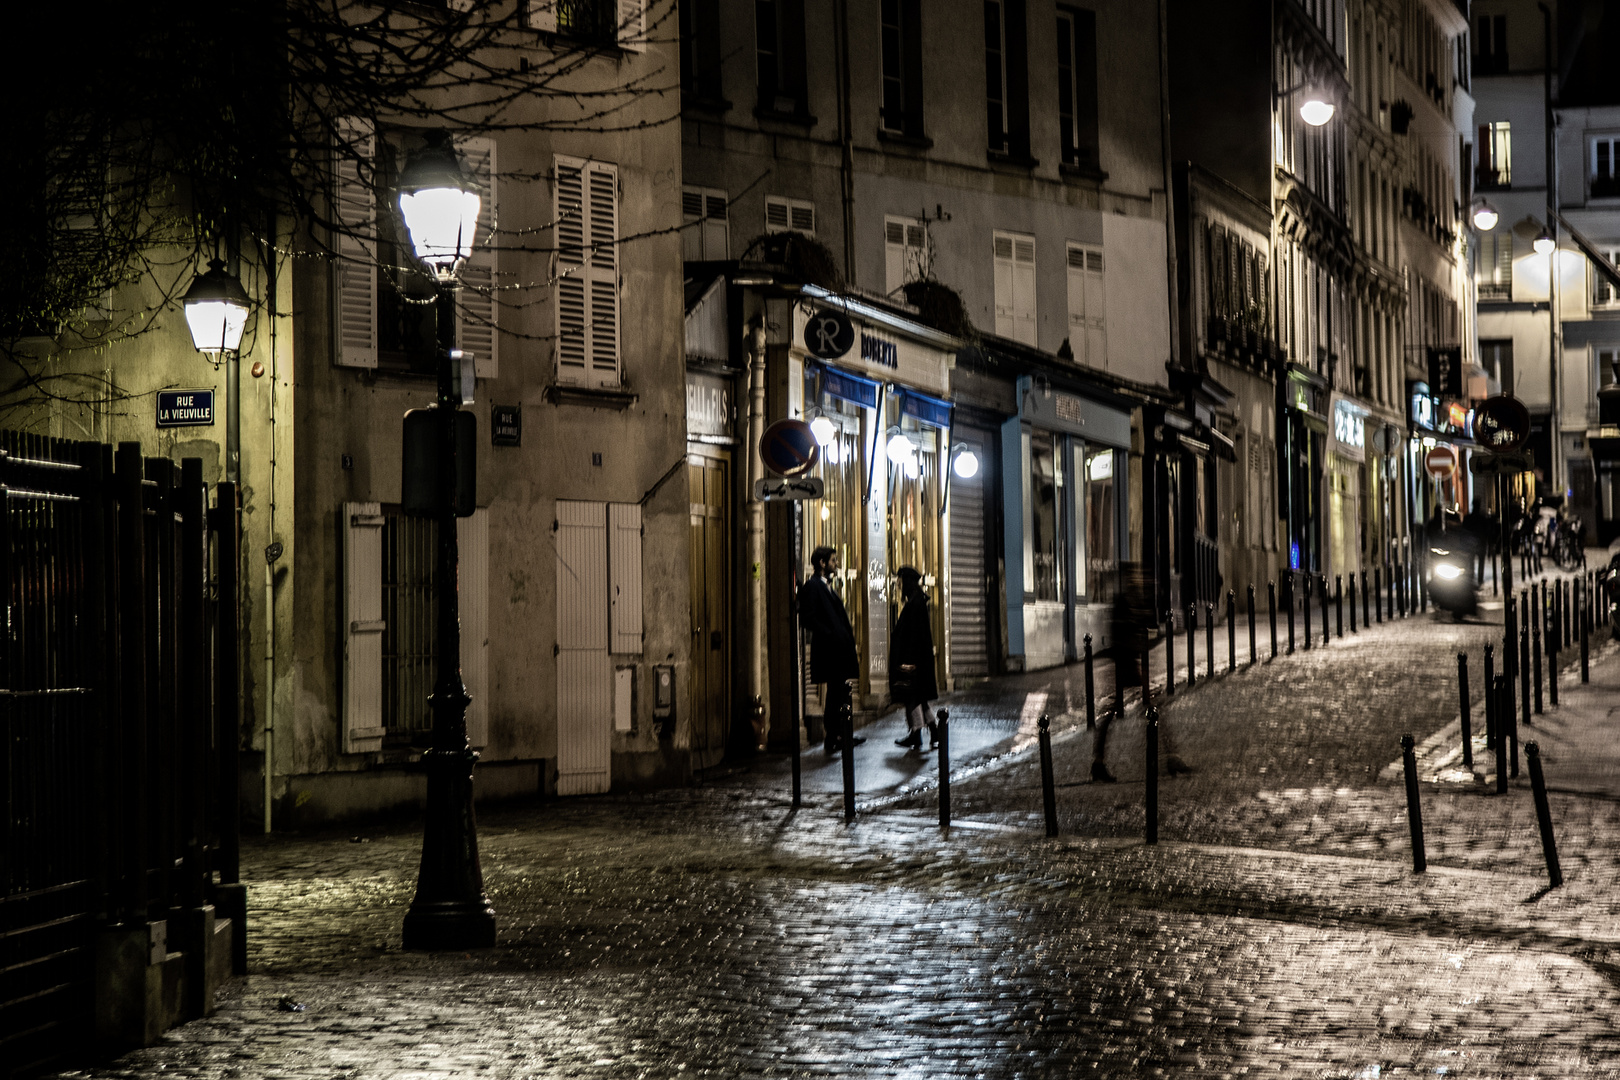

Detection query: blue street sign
xmin=156 ymin=389 xmax=215 ymax=428
xmin=758 ymin=418 xmax=820 ymax=477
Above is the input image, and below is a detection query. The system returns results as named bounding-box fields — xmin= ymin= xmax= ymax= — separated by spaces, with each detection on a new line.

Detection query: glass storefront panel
xmin=1085 ymin=447 xmax=1117 ymax=607
xmin=803 ymin=392 xmax=868 ymax=684
xmin=887 ymin=409 xmax=945 ymax=690
xmin=1030 ymin=431 xmax=1064 ymax=602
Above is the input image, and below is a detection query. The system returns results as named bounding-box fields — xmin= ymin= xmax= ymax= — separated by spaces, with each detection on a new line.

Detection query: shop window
xmin=1084 ymin=447 xmax=1115 ymax=607
xmin=887 ymin=411 xmax=944 ymax=686
xmin=1028 ymin=431 xmax=1064 ymax=602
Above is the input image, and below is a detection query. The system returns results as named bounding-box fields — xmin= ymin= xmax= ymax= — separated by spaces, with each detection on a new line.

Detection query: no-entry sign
xmin=1425 ymin=445 xmax=1457 ymax=478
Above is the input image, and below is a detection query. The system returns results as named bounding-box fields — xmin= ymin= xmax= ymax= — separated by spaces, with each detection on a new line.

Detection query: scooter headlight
xmin=1434 ymin=563 xmax=1464 ymax=581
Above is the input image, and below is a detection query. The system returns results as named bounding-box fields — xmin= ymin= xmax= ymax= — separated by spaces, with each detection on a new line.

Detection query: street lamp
xmin=396 ymin=131 xmax=496 ymax=952
xmin=182 ymin=258 xmax=251 ymax=355
xmin=1471 ymin=201 xmax=1499 ymax=231
xmin=1276 ymin=82 xmax=1336 ymax=127
xmin=1533 ymin=229 xmax=1556 ymax=256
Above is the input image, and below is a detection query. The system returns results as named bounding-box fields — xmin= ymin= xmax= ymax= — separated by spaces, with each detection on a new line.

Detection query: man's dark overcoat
xmin=798 ymin=574 xmax=859 ymax=684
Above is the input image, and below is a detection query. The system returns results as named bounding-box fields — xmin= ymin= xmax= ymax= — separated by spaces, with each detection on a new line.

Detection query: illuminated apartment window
xmin=1477 ymin=122 xmax=1511 ymax=189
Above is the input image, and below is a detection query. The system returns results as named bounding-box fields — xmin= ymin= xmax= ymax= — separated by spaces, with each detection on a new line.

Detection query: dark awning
xmin=1554 ymin=210 xmax=1620 ymax=291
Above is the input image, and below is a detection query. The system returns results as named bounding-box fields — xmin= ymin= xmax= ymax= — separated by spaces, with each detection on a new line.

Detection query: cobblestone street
xmin=55 ymin=572 xmax=1620 ymax=1079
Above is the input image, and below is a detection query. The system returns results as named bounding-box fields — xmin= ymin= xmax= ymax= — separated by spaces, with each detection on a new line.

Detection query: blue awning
xmin=810 ymin=362 xmax=881 ymax=410
xmin=900 ymin=389 xmax=953 ymax=429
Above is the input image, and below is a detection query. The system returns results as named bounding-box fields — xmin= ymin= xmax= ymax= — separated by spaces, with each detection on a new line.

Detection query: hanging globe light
xmin=885 ymin=426 xmax=916 ymax=465
xmin=809 ymin=414 xmax=837 ymax=446
xmin=951 ymin=445 xmax=980 ymax=479
xmin=182 ymin=258 xmax=252 ymax=354
xmin=396 ymin=132 xmax=481 ymax=280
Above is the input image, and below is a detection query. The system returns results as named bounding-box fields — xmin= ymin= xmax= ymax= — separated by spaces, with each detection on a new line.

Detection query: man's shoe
xmin=825 ymin=740 xmax=841 ymax=756
xmin=847 ymin=735 xmax=867 ymax=746
xmin=1091 ymin=761 xmax=1117 ymax=783
xmin=895 ymin=732 xmax=922 ymax=749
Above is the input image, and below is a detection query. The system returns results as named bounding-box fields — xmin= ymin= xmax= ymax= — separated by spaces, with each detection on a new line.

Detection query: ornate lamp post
xmin=395 ymin=131 xmax=496 ymax=950
xmin=182 ymin=257 xmax=251 ymax=485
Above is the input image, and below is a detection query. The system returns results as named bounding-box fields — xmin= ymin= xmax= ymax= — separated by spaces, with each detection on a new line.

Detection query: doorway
xmin=687 ymin=449 xmax=731 ymax=767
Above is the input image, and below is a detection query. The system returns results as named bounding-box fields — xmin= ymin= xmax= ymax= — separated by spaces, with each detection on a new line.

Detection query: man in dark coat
xmin=798 ymin=546 xmax=862 ymax=754
xmin=889 ymin=566 xmax=939 ymax=750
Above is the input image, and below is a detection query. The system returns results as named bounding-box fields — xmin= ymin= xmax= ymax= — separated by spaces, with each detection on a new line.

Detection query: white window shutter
xmin=1066 ymin=245 xmax=1086 ymax=352
xmin=608 ymin=502 xmax=643 ymax=653
xmin=682 ymin=188 xmax=704 ymax=262
xmin=555 ymin=156 xmax=588 ymax=384
xmin=993 ymin=232 xmax=1015 ymax=337
xmin=556 ymin=500 xmax=609 ymax=651
xmin=886 ymin=218 xmax=907 ymax=295
xmin=529 ymin=0 xmax=557 ymax=32
xmin=619 ymin=0 xmax=646 ymax=51
xmin=458 ymin=507 xmax=491 ymax=750
xmin=343 ymin=502 xmax=386 ymax=754
xmin=556 ymin=500 xmax=610 ymax=795
xmin=334 ymin=118 xmax=378 ymax=369
xmin=455 ymin=135 xmax=499 ymax=379
xmin=702 ymin=192 xmax=729 ymax=258
xmin=586 ymin=161 xmax=621 ymax=386
xmin=1083 ymin=249 xmax=1106 ymax=365
xmin=1013 ymin=236 xmax=1037 ymax=345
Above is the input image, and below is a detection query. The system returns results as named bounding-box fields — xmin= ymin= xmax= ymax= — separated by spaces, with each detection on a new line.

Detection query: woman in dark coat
xmin=798 ymin=546 xmax=862 ymax=753
xmin=889 ymin=566 xmax=939 ymax=750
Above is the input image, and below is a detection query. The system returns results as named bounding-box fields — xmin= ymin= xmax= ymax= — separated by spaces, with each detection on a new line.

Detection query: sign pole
xmin=789 ymin=510 xmax=803 ymax=810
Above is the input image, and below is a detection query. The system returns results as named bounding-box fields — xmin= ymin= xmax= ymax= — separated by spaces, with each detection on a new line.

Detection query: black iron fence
xmin=1 ymin=435 xmax=241 ymax=1078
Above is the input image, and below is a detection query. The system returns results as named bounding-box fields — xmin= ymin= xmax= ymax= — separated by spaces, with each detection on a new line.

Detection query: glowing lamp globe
xmin=182 ymin=259 xmax=251 ymax=354
xmin=1472 ymin=203 xmax=1499 ymax=231
xmin=1299 ymin=98 xmax=1335 ymax=127
xmin=397 ymin=135 xmax=480 ymax=279
xmin=1533 ymin=231 xmax=1555 ymax=256
xmin=885 ymin=428 xmax=916 ymax=465
xmin=951 ymin=446 xmax=980 ymax=479
xmin=809 ymin=415 xmax=837 ymax=446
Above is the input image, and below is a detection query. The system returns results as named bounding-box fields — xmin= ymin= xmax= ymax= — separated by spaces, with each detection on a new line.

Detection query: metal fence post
xmin=1401 ymin=734 xmax=1426 ymax=873
xmin=1525 ymin=741 xmax=1563 ymax=888
xmin=1039 ymin=714 xmax=1057 ymax=837
xmin=1458 ymin=652 xmax=1472 ymax=768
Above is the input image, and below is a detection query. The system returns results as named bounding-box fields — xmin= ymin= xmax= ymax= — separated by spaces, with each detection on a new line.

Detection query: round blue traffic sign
xmin=759 ymin=418 xmax=821 ymax=477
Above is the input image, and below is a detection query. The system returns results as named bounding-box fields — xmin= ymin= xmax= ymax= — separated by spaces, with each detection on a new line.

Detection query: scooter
xmin=1427 ymin=539 xmax=1479 ymax=619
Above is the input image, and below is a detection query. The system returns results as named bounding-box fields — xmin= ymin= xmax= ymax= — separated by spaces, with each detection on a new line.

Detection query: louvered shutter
xmin=886 ymin=219 xmax=907 ymax=294
xmin=529 ymin=0 xmax=557 ymax=32
xmin=1012 ymin=236 xmax=1037 ymax=346
xmin=343 ymin=502 xmax=386 ymax=754
xmin=458 ymin=507 xmax=490 ymax=749
xmin=455 ymin=136 xmax=498 ymax=379
xmin=682 ymin=188 xmax=704 ymax=262
xmin=993 ymin=232 xmax=1015 ymax=337
xmin=766 ymin=198 xmax=790 ymax=232
xmin=608 ymin=502 xmax=642 ymax=653
xmin=555 ymin=157 xmax=588 ymax=384
xmin=1207 ymin=223 xmax=1226 ymax=320
xmin=790 ymin=203 xmax=815 ymax=234
xmin=1082 ymin=249 xmax=1105 ymax=364
xmin=586 ymin=162 xmax=620 ymax=385
xmin=618 ymin=0 xmax=646 ymax=51
xmin=1066 ymin=244 xmax=1085 ymax=358
xmin=556 ymin=500 xmax=610 ymax=795
xmin=702 ymin=193 xmax=728 ymax=258
xmin=334 ymin=118 xmax=378 ymax=369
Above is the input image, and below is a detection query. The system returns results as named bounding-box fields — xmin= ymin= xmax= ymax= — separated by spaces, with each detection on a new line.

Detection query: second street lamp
xmin=395 ymin=131 xmax=497 ymax=951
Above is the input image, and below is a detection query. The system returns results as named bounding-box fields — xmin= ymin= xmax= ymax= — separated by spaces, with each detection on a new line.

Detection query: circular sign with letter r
xmin=804 ymin=307 xmax=856 ymax=360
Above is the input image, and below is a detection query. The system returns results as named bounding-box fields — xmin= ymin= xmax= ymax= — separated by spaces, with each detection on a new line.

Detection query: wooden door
xmin=687 ymin=452 xmax=731 ymax=766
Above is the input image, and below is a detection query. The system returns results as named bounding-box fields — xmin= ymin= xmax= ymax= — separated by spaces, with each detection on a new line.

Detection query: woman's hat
xmin=896 ymin=565 xmax=922 ymax=587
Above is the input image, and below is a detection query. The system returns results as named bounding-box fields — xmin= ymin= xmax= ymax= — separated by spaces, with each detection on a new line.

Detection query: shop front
xmin=788 ymin=297 xmax=959 ymax=712
xmin=1327 ymin=392 xmax=1370 ymax=577
xmin=1001 ymin=376 xmax=1132 ymax=670
xmin=1281 ymin=364 xmax=1329 ymax=573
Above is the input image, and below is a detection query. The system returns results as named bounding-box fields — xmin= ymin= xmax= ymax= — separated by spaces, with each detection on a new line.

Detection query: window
xmin=333 ymin=124 xmax=498 ymax=378
xmin=1592 ymin=136 xmax=1620 ymax=198
xmin=1084 ymin=447 xmax=1116 ymax=606
xmin=680 ymin=0 xmax=723 ymax=100
xmin=1477 ymin=122 xmax=1511 ymax=189
xmin=1028 ymin=431 xmax=1063 ymax=602
xmin=1592 ymin=247 xmax=1620 ymax=307
xmin=682 ymin=186 xmax=729 ymax=261
xmin=1479 ymin=231 xmax=1512 ymax=300
xmin=1474 ymin=13 xmax=1508 ymax=75
xmin=993 ymin=230 xmax=1037 ymax=344
xmin=765 ymin=196 xmax=815 ymax=236
xmin=1055 ymin=7 xmax=1098 ymax=170
xmin=884 ymin=216 xmax=927 ymax=295
xmin=880 ymin=0 xmax=923 ymax=136
xmin=555 ymin=155 xmax=621 ymax=387
xmin=1598 ymin=348 xmax=1620 ymax=391
xmin=984 ymin=1 xmax=1029 ymax=157
xmin=1479 ymin=338 xmax=1514 ymax=395
xmin=1065 ymin=243 xmax=1105 ymax=366
xmin=530 ymin=0 xmax=644 ymax=49
xmin=755 ymin=0 xmax=807 ymax=116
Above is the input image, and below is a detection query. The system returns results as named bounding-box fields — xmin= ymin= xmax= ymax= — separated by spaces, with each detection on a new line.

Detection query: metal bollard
xmin=1518 ymin=627 xmax=1530 ymax=752
xmin=1038 ymin=714 xmax=1057 ymax=838
xmin=936 ymin=709 xmax=950 ymax=828
xmin=1525 ymin=741 xmax=1563 ymax=888
xmin=1186 ymin=603 xmax=1196 ymax=687
xmin=1268 ymin=580 xmax=1278 ymax=659
xmin=1483 ymin=643 xmax=1496 ymax=745
xmin=1549 ymin=629 xmax=1558 ymax=708
xmin=1320 ymin=574 xmax=1331 ymax=643
xmin=1375 ymin=566 xmax=1383 ymax=623
xmin=1248 ymin=583 xmax=1257 ymax=665
xmin=1165 ymin=610 xmax=1175 ymax=695
xmin=1349 ymin=573 xmax=1357 ymax=632
xmin=1361 ymin=570 xmax=1370 ymax=628
xmin=1084 ymin=633 xmax=1095 ymax=731
xmin=1458 ymin=652 xmax=1472 ymax=768
xmin=1144 ymin=705 xmax=1159 ymax=846
xmin=1335 ymin=574 xmax=1344 ymax=637
xmin=842 ymin=700 xmax=857 ymax=822
xmin=1287 ymin=575 xmax=1297 ymax=653
xmin=1493 ymin=675 xmax=1509 ymax=795
xmin=1303 ymin=573 xmax=1313 ymax=649
xmin=1492 ymin=549 xmax=1499 ymax=596
xmin=1564 ymin=578 xmax=1572 ymax=652
xmin=1531 ymin=607 xmax=1543 ymax=717
xmin=1401 ymin=734 xmax=1426 ymax=874
xmin=1206 ymin=602 xmax=1215 ymax=680
xmin=1228 ymin=590 xmax=1236 ymax=674
xmin=1582 ymin=599 xmax=1590 ymax=683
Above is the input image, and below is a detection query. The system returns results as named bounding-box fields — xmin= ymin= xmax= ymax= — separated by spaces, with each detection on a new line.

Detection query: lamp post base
xmin=402 ymin=746 xmax=496 ymax=951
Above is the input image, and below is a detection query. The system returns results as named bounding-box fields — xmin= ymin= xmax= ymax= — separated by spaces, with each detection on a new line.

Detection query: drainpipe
xmin=745 ymin=318 xmax=769 ymax=748
xmin=836 ymin=0 xmax=856 ymax=285
xmin=1540 ymin=2 xmax=1562 ymax=495
xmin=263 ymin=553 xmax=275 ymax=832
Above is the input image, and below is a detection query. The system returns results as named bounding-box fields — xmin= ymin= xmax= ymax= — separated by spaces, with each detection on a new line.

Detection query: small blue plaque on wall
xmin=156 ymin=389 xmax=216 ymax=428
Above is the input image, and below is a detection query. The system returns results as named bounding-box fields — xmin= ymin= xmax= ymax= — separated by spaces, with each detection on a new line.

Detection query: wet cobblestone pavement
xmin=55 ymin=572 xmax=1620 ymax=1078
